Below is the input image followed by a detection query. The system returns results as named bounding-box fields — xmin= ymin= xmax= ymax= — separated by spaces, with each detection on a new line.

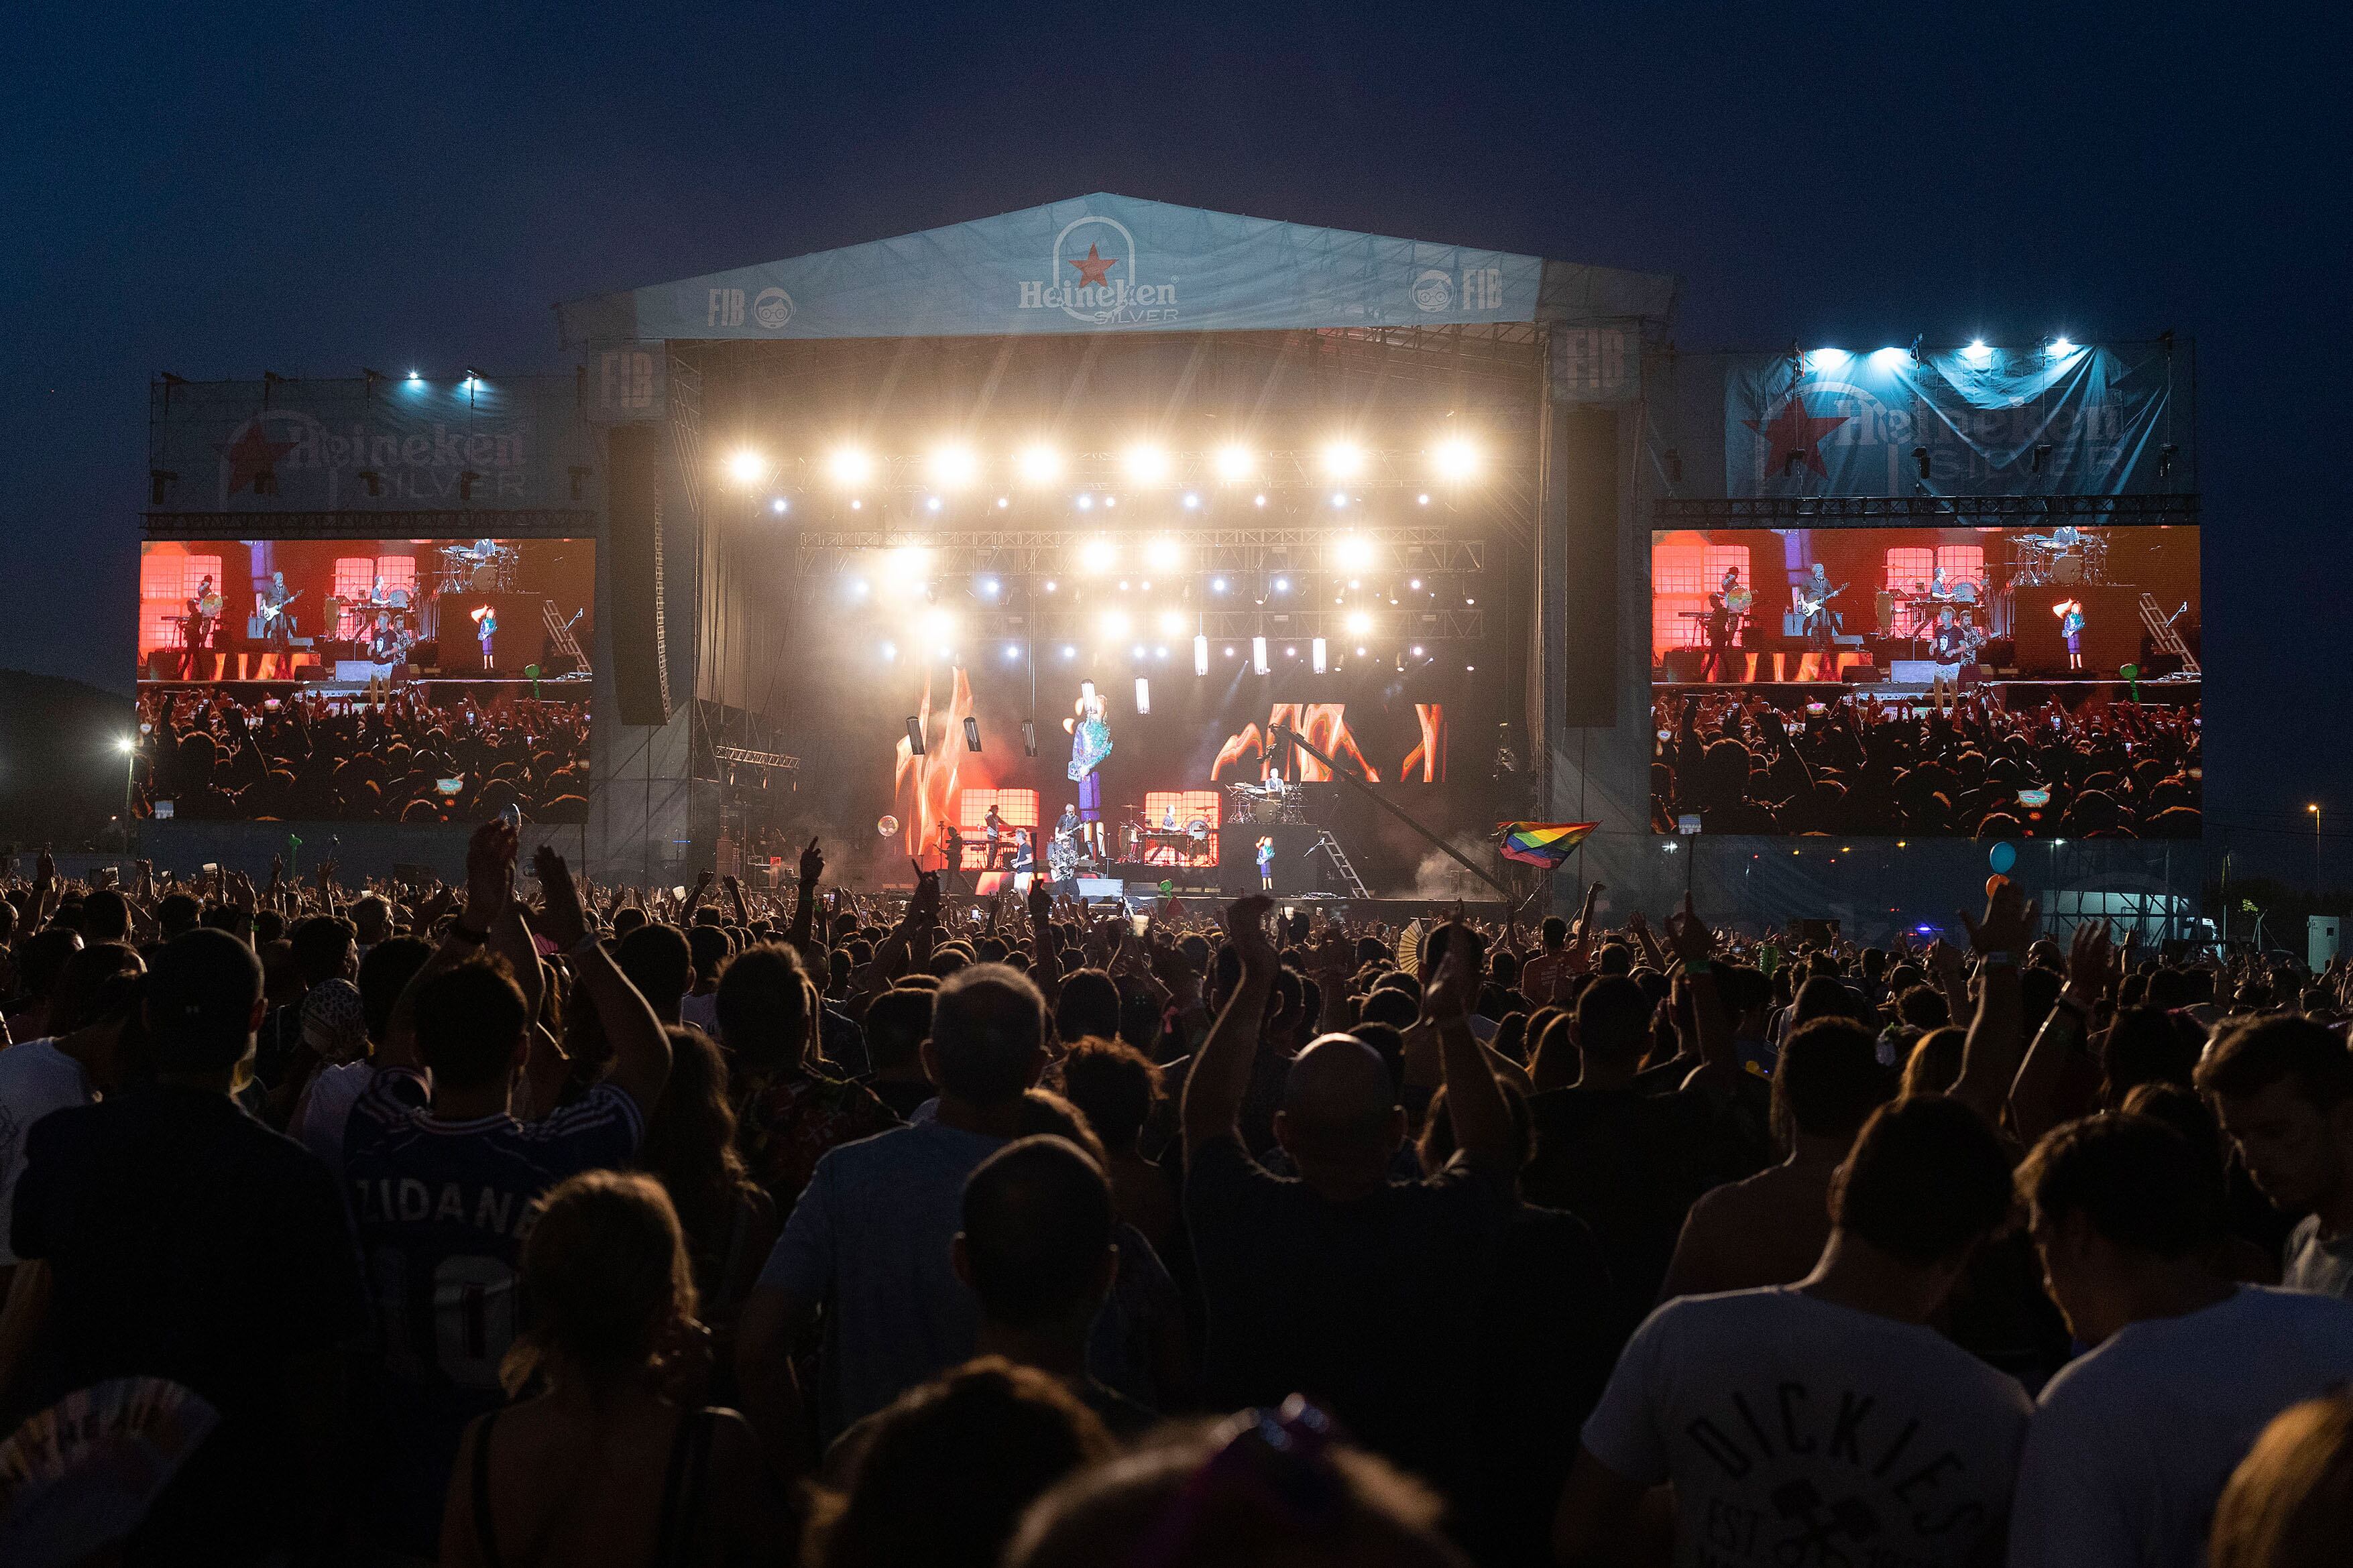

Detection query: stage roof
xmin=557 ymin=192 xmax=1676 ymax=349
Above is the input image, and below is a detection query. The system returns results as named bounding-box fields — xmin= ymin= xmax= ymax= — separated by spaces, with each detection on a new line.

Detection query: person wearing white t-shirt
xmin=0 ymin=947 xmax=148 ymax=1276
xmin=1556 ymin=1093 xmax=2033 ymax=1568
xmin=2007 ymin=1113 xmax=2353 ymax=1568
xmin=0 ymin=1036 xmax=96 ymax=1268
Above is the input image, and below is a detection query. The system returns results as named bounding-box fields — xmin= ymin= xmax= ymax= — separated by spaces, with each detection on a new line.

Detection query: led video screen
xmin=135 ymin=538 xmax=594 ymax=823
xmin=1648 ymin=524 xmax=2200 ymax=837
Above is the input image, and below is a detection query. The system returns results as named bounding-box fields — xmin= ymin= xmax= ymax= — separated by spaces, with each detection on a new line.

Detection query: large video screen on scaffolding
xmin=1647 ymin=524 xmax=2201 ymax=837
xmin=135 ymin=537 xmax=594 ymax=823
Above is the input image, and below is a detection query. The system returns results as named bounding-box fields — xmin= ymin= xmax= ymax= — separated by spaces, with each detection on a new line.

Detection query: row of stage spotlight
xmin=879 ymin=637 xmax=1474 ymax=676
xmin=723 ymin=436 xmax=1484 ymax=493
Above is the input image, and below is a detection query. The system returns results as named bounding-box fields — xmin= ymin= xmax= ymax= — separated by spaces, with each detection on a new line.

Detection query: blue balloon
xmin=1988 ymin=841 xmax=2018 ymax=875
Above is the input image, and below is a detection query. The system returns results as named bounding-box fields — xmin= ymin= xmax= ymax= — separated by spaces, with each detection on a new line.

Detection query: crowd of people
xmin=135 ymin=688 xmax=591 ymax=825
xmin=1651 ymin=688 xmax=2203 ymax=838
xmin=0 ymin=824 xmax=2346 ymax=1567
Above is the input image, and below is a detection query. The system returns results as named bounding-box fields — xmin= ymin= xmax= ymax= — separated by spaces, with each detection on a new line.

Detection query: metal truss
xmin=795 ymin=525 xmax=1487 ymax=577
xmin=665 ymin=353 xmax=707 ymax=524
xmin=1652 ymin=493 xmax=2201 ymax=528
xmin=755 ymin=447 xmax=1530 ymax=496
xmin=712 ymin=745 xmax=801 ymax=773
xmin=141 ymin=509 xmax=599 ymax=540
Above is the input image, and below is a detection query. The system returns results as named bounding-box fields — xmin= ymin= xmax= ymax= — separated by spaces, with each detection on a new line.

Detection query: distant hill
xmin=0 ymin=668 xmax=137 ymax=849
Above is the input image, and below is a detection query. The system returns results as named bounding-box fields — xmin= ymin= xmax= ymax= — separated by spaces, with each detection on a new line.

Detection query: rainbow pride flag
xmin=1494 ymin=821 xmax=1599 ymax=868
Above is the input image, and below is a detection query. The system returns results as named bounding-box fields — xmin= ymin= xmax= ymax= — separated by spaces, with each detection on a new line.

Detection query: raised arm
xmin=2010 ymin=920 xmax=2108 ymax=1146
xmin=1424 ymin=911 xmax=1515 ymax=1168
xmin=1027 ymin=880 xmax=1062 ymax=1006
xmin=1951 ymin=880 xmax=2037 ymax=1127
xmin=1663 ymin=894 xmax=1738 ymax=1089
xmin=380 ymin=819 xmax=517 ymax=1075
xmin=1181 ymin=896 xmax=1277 ymax=1156
xmin=534 ymin=845 xmax=670 ymax=1118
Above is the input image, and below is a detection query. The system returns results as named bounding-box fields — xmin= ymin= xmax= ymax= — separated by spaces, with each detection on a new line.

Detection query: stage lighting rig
xmin=1123 ymin=444 xmax=1170 ymax=485
xmin=726 ymin=449 xmax=768 ymax=485
xmin=1016 ymin=444 xmax=1064 ymax=485
xmin=827 ymin=446 xmax=876 ymax=488
xmin=1214 ymin=444 xmax=1254 ymax=481
xmin=1432 ymin=437 xmax=1479 ymax=481
xmin=1320 ymin=440 xmax=1365 ymax=479
xmin=927 ymin=443 xmax=980 ymax=489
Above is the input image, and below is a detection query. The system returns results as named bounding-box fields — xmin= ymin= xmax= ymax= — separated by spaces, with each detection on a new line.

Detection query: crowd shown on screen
xmin=135 ymin=688 xmax=591 ymax=824
xmin=1653 ymin=689 xmax=2202 ymax=837
xmin=1 ymin=827 xmax=2350 ymax=1567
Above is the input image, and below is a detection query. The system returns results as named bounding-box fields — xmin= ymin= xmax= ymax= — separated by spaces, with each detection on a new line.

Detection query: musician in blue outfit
xmin=1064 ymin=680 xmax=1112 ymax=861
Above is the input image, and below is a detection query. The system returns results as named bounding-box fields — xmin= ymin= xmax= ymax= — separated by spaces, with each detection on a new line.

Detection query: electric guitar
xmin=257 ymin=590 xmax=305 ymax=624
xmin=1792 ymin=582 xmax=1847 ymax=619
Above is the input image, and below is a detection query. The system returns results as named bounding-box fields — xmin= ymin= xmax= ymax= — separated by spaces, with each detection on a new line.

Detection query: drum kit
xmin=2012 ymin=531 xmax=2110 ymax=587
xmin=436 ymin=541 xmax=521 ymax=594
xmin=1226 ymin=778 xmax=1306 ymax=824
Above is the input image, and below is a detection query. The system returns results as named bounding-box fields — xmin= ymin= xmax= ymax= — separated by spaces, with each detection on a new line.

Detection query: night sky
xmin=7 ymin=3 xmax=2346 ymax=876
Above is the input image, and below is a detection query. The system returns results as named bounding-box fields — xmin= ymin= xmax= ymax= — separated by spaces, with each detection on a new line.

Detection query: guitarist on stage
xmin=1702 ymin=567 xmax=1747 ymax=681
xmin=258 ymin=570 xmax=301 ymax=652
xmin=1796 ymin=562 xmax=1845 ymax=652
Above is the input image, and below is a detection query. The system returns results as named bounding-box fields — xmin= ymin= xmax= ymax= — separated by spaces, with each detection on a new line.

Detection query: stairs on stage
xmin=1314 ymin=830 xmax=1369 ymax=899
xmin=2136 ymin=593 xmax=2199 ymax=678
xmin=541 ymin=600 xmax=590 ymax=677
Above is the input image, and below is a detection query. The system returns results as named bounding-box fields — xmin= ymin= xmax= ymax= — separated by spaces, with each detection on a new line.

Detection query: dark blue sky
xmin=6 ymin=3 xmax=2345 ymax=873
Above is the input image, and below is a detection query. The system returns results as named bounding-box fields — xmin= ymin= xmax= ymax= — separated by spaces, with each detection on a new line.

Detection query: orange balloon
xmin=1984 ymin=873 xmax=2009 ymax=898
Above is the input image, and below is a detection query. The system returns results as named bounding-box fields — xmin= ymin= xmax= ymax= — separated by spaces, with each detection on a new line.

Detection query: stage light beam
xmin=1335 ymin=535 xmax=1374 ymax=571
xmin=926 ymin=442 xmax=980 ymax=489
xmin=1312 ymin=638 xmax=1327 ymax=674
xmin=1432 ymin=437 xmax=1479 ymax=481
xmin=1345 ymin=610 xmax=1373 ymax=635
xmin=1194 ymin=635 xmax=1208 ymax=675
xmin=1145 ymin=537 xmax=1183 ymax=570
xmin=1079 ymin=539 xmax=1116 ymax=575
xmin=1214 ymin=444 xmax=1253 ymax=481
xmin=725 ymin=448 xmax=768 ymax=485
xmin=1123 ymin=443 xmax=1170 ymax=485
xmin=1015 ymin=444 xmax=1064 ymax=485
xmin=826 ymin=446 xmax=875 ymax=489
xmin=1100 ymin=610 xmax=1131 ymax=639
xmin=1251 ymin=637 xmax=1269 ymax=674
xmin=1320 ymin=440 xmax=1365 ymax=479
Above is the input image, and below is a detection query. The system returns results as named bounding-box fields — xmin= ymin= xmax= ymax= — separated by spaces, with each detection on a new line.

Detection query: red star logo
xmin=1067 ymin=243 xmax=1117 ymax=288
xmin=219 ymin=420 xmax=297 ymax=494
xmin=1744 ymin=399 xmax=1849 ymax=479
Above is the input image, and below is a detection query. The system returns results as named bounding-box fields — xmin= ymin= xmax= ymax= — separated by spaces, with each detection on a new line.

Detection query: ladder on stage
xmin=1313 ymin=829 xmax=1370 ymax=899
xmin=2135 ymin=593 xmax=2198 ymax=678
xmin=541 ymin=601 xmax=589 ymax=678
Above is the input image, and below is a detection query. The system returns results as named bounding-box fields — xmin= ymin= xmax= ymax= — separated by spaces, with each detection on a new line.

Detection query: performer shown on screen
xmin=1797 ymin=562 xmax=1843 ymax=652
xmin=1702 ymin=567 xmax=1744 ymax=681
xmin=470 ymin=604 xmax=498 ymax=670
xmin=940 ymin=820 xmax=966 ymax=892
xmin=259 ymin=569 xmax=299 ymax=652
xmin=982 ymin=803 xmax=1007 ymax=869
xmin=180 ymin=574 xmax=221 ymax=676
xmin=1256 ymin=834 xmax=1275 ymax=892
xmin=1161 ymin=802 xmax=1179 ymax=833
xmin=1064 ymin=680 xmax=1112 ymax=861
xmin=2055 ymin=598 xmax=2086 ymax=672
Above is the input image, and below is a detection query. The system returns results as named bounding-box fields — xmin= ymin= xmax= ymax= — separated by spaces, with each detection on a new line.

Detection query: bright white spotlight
xmin=1211 ymin=577 xmax=1228 ymax=593
xmin=1075 ymin=493 xmax=1094 ymax=511
xmin=881 ymin=546 xmax=932 ymax=596
xmin=1015 ymin=444 xmax=1064 ymax=485
xmin=1335 ymin=535 xmax=1374 ymax=571
xmin=880 ymin=641 xmax=897 ymax=661
xmin=1321 ymin=440 xmax=1365 ymax=479
xmin=1870 ymin=346 xmax=1908 ymax=367
xmin=1157 ymin=609 xmax=1186 ymax=636
xmin=1100 ymin=610 xmax=1131 ymax=639
xmin=1181 ymin=493 xmax=1200 ymax=510
xmin=1062 ymin=645 xmax=1076 ymax=658
xmin=769 ymin=497 xmax=789 ymax=514
xmin=1311 ymin=638 xmax=1328 ymax=674
xmin=1253 ymin=493 xmax=1267 ymax=507
xmin=1809 ymin=348 xmax=1850 ymax=370
xmin=1004 ymin=644 xmax=1021 ymax=660
xmin=1432 ymin=437 xmax=1479 ymax=480
xmin=921 ymin=607 xmax=956 ymax=643
xmin=116 ymin=734 xmax=136 ymax=754
xmin=1123 ymin=443 xmax=1170 ymax=485
xmin=2050 ymin=336 xmax=2076 ymax=355
xmin=1410 ymin=644 xmax=1424 ymax=657
xmin=1272 ymin=577 xmax=1290 ymax=593
xmin=975 ymin=576 xmax=1000 ymax=599
xmin=725 ymin=448 xmax=768 ymax=485
xmin=1144 ymin=537 xmax=1182 ymax=570
xmin=826 ymin=446 xmax=874 ymax=488
xmin=926 ymin=442 xmax=980 ymax=488
xmin=1079 ymin=539 xmax=1116 ymax=575
xmin=1963 ymin=339 xmax=1993 ymax=363
xmin=1135 ymin=678 xmax=1151 ymax=715
xmin=1345 ymin=610 xmax=1373 ymax=635
xmin=1417 ymin=493 xmax=1430 ymax=505
xmin=925 ymin=496 xmax=942 ymax=512
xmin=1042 ymin=579 xmax=1058 ymax=593
xmin=1251 ymin=637 xmax=1269 ymax=674
xmin=1194 ymin=635 xmax=1208 ymax=675
xmin=406 ymin=370 xmax=420 ymax=383
xmin=1214 ymin=444 xmax=1253 ymax=481
xmin=1330 ymin=493 xmax=1348 ymax=508
xmin=843 ymin=575 xmax=869 ymax=601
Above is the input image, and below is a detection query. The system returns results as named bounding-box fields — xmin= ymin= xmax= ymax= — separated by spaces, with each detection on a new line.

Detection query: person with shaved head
xmin=1180 ymin=896 xmax=1520 ymax=1529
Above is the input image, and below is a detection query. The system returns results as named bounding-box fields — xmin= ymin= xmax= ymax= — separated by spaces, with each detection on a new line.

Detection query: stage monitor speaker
xmin=1555 ymin=408 xmax=1618 ymax=728
xmin=606 ymin=424 xmax=673 ymax=725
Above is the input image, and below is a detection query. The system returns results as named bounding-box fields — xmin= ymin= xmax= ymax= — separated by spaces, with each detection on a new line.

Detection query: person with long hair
xmin=439 ymin=1170 xmax=787 ymax=1567
xmin=637 ymin=1026 xmax=779 ymax=1374
xmin=2210 ymin=1390 xmax=2353 ymax=1568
